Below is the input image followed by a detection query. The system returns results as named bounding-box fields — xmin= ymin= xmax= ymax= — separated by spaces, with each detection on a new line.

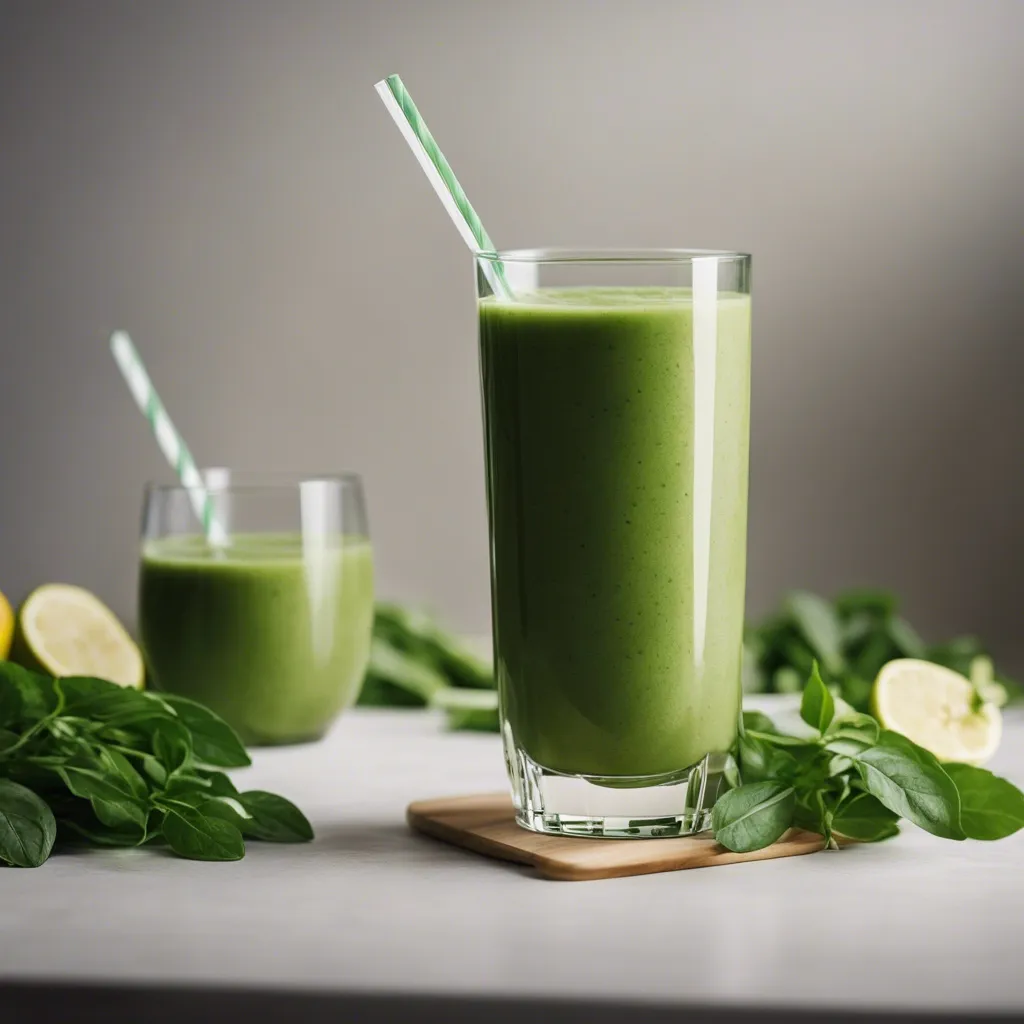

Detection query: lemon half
xmin=14 ymin=584 xmax=144 ymax=688
xmin=872 ymin=658 xmax=1001 ymax=766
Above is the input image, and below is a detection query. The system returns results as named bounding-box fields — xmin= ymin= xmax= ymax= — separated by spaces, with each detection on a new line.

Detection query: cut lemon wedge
xmin=872 ymin=658 xmax=1001 ymax=766
xmin=15 ymin=584 xmax=144 ymax=688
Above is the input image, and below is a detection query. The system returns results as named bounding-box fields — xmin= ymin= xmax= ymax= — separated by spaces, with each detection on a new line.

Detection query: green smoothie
xmin=139 ymin=533 xmax=374 ymax=745
xmin=480 ymin=287 xmax=750 ymax=778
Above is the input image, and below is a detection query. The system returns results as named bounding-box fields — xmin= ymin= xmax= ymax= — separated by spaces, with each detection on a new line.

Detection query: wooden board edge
xmin=406 ymin=803 xmax=538 ymax=870
xmin=529 ymin=828 xmax=829 ymax=881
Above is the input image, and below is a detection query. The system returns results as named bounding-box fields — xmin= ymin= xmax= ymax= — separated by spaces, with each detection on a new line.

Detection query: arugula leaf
xmin=161 ymin=805 xmax=245 ymax=861
xmin=831 ymin=792 xmax=900 ymax=842
xmin=157 ymin=695 xmax=250 ymax=768
xmin=853 ymin=732 xmax=963 ymax=840
xmin=800 ymin=662 xmax=835 ymax=733
xmin=0 ymin=779 xmax=56 ymax=867
xmin=236 ymin=791 xmax=314 ymax=843
xmin=944 ymin=763 xmax=1024 ymax=841
xmin=712 ymin=781 xmax=796 ymax=853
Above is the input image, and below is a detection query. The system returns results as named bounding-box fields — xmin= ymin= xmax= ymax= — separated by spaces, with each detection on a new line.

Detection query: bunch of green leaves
xmin=712 ymin=663 xmax=1024 ymax=853
xmin=744 ymin=589 xmax=1020 ymax=712
xmin=0 ymin=662 xmax=312 ymax=867
xmin=359 ymin=603 xmax=499 ymax=731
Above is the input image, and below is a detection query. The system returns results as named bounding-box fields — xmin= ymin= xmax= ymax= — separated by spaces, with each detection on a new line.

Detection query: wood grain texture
xmin=407 ymin=793 xmax=827 ymax=881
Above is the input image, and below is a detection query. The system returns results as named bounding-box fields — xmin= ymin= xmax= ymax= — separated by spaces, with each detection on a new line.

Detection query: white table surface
xmin=2 ymin=701 xmax=1023 ymax=1015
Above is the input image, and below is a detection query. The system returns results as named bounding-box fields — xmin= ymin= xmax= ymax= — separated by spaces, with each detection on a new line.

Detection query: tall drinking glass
xmin=477 ymin=250 xmax=752 ymax=837
xmin=138 ymin=470 xmax=374 ymax=746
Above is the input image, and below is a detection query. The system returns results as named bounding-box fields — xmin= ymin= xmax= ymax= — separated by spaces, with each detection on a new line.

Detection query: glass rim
xmin=475 ymin=247 xmax=751 ymax=265
xmin=144 ymin=469 xmax=363 ymax=496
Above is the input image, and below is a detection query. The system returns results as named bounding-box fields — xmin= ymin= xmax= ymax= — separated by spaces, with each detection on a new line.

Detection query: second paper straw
xmin=110 ymin=331 xmax=227 ymax=545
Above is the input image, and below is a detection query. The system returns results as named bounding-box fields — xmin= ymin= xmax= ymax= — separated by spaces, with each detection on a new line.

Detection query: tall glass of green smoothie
xmin=477 ymin=249 xmax=751 ymax=837
xmin=138 ymin=471 xmax=374 ymax=745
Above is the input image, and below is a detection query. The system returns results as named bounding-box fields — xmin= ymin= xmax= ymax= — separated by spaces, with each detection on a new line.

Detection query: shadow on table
xmin=2 ymin=983 xmax=1020 ymax=1024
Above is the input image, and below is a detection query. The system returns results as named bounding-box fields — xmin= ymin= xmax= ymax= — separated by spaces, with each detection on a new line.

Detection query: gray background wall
xmin=1 ymin=0 xmax=1022 ymax=666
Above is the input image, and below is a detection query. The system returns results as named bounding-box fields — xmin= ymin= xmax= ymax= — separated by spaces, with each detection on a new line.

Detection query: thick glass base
xmin=508 ymin=742 xmax=731 ymax=839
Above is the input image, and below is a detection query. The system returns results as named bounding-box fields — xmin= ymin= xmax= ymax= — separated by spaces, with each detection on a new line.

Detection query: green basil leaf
xmin=825 ymin=718 xmax=879 ymax=757
xmin=61 ymin=816 xmax=148 ymax=848
xmin=827 ymin=754 xmax=855 ymax=776
xmin=0 ymin=674 xmax=22 ymax=727
xmin=711 ymin=781 xmax=795 ymax=853
xmin=741 ymin=710 xmax=778 ymax=735
xmin=944 ymin=762 xmax=1024 ymax=841
xmin=737 ymin=733 xmax=790 ymax=784
xmin=92 ymin=797 xmax=150 ymax=831
xmin=194 ymin=769 xmax=239 ymax=796
xmin=57 ymin=763 xmax=148 ymax=826
xmin=161 ymin=805 xmax=245 ymax=861
xmin=200 ymin=796 xmax=250 ymax=829
xmin=97 ymin=748 xmax=148 ymax=800
xmin=236 ymin=791 xmax=314 ymax=843
xmin=0 ymin=779 xmax=56 ymax=867
xmin=831 ymin=792 xmax=900 ymax=841
xmin=745 ymin=729 xmax=817 ymax=748
xmin=854 ymin=731 xmax=963 ymax=839
xmin=0 ymin=663 xmax=57 ymax=721
xmin=152 ymin=719 xmax=192 ymax=772
xmin=828 ymin=711 xmax=880 ymax=740
xmin=800 ymin=661 xmax=835 ymax=733
xmin=142 ymin=756 xmax=168 ymax=786
xmin=59 ymin=677 xmax=166 ymax=726
xmin=0 ymin=727 xmax=20 ymax=753
xmin=787 ymin=592 xmax=843 ymax=676
xmin=159 ymin=695 xmax=250 ymax=768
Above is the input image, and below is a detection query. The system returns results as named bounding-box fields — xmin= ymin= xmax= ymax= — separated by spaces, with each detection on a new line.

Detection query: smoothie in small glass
xmin=138 ymin=473 xmax=373 ymax=745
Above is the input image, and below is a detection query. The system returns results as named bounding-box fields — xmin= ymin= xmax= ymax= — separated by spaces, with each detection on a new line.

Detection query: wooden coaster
xmin=407 ymin=792 xmax=827 ymax=881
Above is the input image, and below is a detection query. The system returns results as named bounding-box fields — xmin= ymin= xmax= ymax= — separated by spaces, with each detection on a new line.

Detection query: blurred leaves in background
xmin=745 ymin=590 xmax=1019 ymax=712
xmin=363 ymin=590 xmax=1019 ymax=733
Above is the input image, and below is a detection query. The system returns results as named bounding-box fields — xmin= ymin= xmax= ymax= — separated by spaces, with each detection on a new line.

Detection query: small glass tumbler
xmin=477 ymin=249 xmax=752 ymax=837
xmin=138 ymin=470 xmax=374 ymax=745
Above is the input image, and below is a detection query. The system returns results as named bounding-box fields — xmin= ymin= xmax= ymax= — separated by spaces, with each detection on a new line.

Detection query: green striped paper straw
xmin=110 ymin=330 xmax=228 ymax=545
xmin=374 ymin=74 xmax=510 ymax=298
